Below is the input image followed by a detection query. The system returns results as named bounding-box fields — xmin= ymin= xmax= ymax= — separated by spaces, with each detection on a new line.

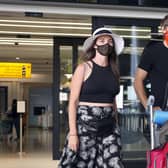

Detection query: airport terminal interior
xmin=0 ymin=0 xmax=168 ymax=167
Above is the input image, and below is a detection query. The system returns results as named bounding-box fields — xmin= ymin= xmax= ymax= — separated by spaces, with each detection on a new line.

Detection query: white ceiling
xmin=0 ymin=1 xmax=167 ymax=76
xmin=0 ymin=11 xmax=91 ymax=74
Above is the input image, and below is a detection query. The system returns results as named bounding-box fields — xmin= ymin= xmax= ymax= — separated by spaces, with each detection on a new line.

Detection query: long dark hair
xmin=82 ymin=39 xmax=120 ymax=82
xmin=82 ymin=45 xmax=96 ymax=61
xmin=108 ymin=46 xmax=120 ymax=82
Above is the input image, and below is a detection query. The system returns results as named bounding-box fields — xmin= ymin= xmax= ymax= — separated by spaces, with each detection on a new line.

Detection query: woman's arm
xmin=67 ymin=63 xmax=85 ymax=151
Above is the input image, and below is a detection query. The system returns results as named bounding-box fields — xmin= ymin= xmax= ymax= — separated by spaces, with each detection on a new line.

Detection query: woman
xmin=58 ymin=27 xmax=124 ymax=168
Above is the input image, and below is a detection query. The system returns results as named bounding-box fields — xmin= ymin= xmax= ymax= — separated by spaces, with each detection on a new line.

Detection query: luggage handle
xmin=147 ymin=95 xmax=155 ymax=107
xmin=147 ymin=95 xmax=155 ymax=149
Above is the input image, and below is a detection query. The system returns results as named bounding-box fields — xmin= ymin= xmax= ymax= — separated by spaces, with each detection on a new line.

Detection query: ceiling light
xmin=0 ymin=37 xmax=53 ymax=46
xmin=0 ymin=19 xmax=91 ymax=26
xmin=0 ymin=23 xmax=91 ymax=30
xmin=0 ymin=42 xmax=52 ymax=46
xmin=0 ymin=38 xmax=52 ymax=43
xmin=16 ymin=57 xmax=20 ymax=60
xmin=111 ymin=28 xmax=151 ymax=32
xmin=105 ymin=26 xmax=151 ymax=32
xmin=122 ymin=35 xmax=151 ymax=39
xmin=0 ymin=30 xmax=90 ymax=37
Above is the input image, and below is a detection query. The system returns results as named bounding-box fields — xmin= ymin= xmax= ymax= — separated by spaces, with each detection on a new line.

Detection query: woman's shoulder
xmin=75 ymin=62 xmax=85 ymax=70
xmin=73 ymin=63 xmax=85 ymax=77
xmin=73 ymin=61 xmax=93 ymax=80
xmin=76 ymin=61 xmax=92 ymax=70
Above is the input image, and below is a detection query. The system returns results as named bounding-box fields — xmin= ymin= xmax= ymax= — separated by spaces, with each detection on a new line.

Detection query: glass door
xmin=0 ymin=87 xmax=8 ymax=114
xmin=0 ymin=87 xmax=8 ymax=143
xmin=92 ymin=17 xmax=160 ymax=160
xmin=112 ymin=25 xmax=151 ymax=159
xmin=53 ymin=37 xmax=85 ymax=159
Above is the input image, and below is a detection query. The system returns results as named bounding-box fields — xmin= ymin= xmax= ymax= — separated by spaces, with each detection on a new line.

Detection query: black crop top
xmin=79 ymin=61 xmax=120 ymax=103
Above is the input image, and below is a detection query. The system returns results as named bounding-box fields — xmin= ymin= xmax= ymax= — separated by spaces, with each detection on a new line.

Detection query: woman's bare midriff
xmin=78 ymin=101 xmax=113 ymax=107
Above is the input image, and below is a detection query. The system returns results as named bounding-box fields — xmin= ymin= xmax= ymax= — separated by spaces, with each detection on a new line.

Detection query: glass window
xmin=106 ymin=25 xmax=151 ymax=160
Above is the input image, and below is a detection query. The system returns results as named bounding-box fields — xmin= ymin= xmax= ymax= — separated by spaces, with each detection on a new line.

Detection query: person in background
xmin=58 ymin=27 xmax=124 ymax=168
xmin=134 ymin=15 xmax=168 ymax=111
xmin=11 ymin=99 xmax=20 ymax=141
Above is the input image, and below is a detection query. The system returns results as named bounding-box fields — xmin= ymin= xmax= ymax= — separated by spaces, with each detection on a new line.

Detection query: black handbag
xmin=58 ymin=147 xmax=78 ymax=168
xmin=96 ymin=117 xmax=116 ymax=136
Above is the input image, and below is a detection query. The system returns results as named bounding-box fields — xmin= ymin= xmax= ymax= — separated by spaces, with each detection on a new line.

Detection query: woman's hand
xmin=68 ymin=134 xmax=79 ymax=152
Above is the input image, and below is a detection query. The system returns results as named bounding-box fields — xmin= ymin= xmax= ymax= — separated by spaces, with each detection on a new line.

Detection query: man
xmin=134 ymin=15 xmax=168 ymax=111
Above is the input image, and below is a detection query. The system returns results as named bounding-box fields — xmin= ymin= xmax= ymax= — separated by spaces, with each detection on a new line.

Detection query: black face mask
xmin=96 ymin=43 xmax=113 ymax=56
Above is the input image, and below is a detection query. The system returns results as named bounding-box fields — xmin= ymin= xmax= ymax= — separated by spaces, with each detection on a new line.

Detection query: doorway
xmin=53 ymin=37 xmax=85 ymax=159
xmin=0 ymin=87 xmax=8 ymax=114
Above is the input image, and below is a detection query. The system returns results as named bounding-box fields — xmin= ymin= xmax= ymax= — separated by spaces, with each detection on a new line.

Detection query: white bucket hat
xmin=83 ymin=27 xmax=124 ymax=55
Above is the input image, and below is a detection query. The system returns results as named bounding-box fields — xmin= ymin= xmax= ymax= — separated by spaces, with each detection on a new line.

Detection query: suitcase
xmin=146 ymin=96 xmax=168 ymax=168
xmin=147 ymin=142 xmax=168 ymax=168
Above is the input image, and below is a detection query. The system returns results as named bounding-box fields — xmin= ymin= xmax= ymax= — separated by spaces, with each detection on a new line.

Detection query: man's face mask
xmin=96 ymin=43 xmax=113 ymax=56
xmin=163 ymin=30 xmax=168 ymax=45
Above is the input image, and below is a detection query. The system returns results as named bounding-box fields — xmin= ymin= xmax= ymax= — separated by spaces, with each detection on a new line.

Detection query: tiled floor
xmin=0 ymin=153 xmax=58 ymax=168
xmin=0 ymin=126 xmax=148 ymax=168
xmin=0 ymin=128 xmax=58 ymax=168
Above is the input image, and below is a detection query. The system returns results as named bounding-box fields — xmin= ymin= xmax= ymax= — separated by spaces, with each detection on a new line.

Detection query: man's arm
xmin=134 ymin=68 xmax=148 ymax=109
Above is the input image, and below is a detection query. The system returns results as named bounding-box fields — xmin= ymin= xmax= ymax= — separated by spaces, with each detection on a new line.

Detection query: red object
xmin=147 ymin=143 xmax=168 ymax=168
xmin=164 ymin=31 xmax=168 ymax=46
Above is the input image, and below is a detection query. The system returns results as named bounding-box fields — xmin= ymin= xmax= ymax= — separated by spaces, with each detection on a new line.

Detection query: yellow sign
xmin=0 ymin=62 xmax=31 ymax=78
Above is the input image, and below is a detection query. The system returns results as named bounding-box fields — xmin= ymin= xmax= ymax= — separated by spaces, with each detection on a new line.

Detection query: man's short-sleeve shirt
xmin=138 ymin=41 xmax=168 ymax=107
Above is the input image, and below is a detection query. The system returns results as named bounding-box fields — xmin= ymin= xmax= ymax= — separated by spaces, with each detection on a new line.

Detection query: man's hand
xmin=153 ymin=106 xmax=161 ymax=111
